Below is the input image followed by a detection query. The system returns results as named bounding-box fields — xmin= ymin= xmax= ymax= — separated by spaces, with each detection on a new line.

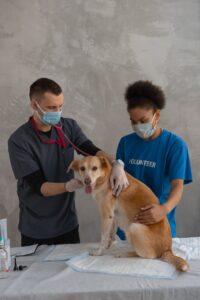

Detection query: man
xmin=8 ymin=78 xmax=128 ymax=246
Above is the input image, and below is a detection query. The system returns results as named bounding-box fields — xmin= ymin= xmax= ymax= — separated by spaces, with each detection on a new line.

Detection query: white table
xmin=0 ymin=244 xmax=200 ymax=300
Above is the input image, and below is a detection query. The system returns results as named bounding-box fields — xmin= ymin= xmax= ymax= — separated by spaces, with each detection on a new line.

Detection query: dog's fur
xmin=68 ymin=155 xmax=189 ymax=272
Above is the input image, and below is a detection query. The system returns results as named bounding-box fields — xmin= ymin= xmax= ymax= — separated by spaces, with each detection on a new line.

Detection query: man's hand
xmin=65 ymin=178 xmax=83 ymax=192
xmin=110 ymin=160 xmax=129 ymax=197
xmin=134 ymin=204 xmax=167 ymax=224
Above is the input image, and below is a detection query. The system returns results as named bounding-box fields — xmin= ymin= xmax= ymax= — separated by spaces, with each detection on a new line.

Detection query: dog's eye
xmin=80 ymin=166 xmax=85 ymax=172
xmin=92 ymin=166 xmax=98 ymax=171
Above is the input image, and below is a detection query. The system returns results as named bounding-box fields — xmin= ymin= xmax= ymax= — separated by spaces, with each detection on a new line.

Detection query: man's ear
xmin=67 ymin=160 xmax=79 ymax=173
xmin=30 ymin=99 xmax=38 ymax=110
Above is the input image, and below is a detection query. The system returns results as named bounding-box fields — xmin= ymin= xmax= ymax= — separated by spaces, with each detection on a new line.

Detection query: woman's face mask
xmin=132 ymin=113 xmax=157 ymax=139
xmin=35 ymin=102 xmax=62 ymax=125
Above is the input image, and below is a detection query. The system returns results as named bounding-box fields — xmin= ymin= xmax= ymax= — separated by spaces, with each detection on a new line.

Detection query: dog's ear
xmin=67 ymin=160 xmax=79 ymax=173
xmin=98 ymin=156 xmax=111 ymax=169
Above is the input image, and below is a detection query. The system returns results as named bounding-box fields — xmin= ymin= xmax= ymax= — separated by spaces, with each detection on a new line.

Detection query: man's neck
xmin=33 ymin=114 xmax=52 ymax=132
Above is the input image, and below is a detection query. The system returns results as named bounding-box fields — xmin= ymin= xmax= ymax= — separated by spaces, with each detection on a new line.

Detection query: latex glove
xmin=134 ymin=204 xmax=168 ymax=224
xmin=65 ymin=178 xmax=83 ymax=192
xmin=110 ymin=160 xmax=129 ymax=197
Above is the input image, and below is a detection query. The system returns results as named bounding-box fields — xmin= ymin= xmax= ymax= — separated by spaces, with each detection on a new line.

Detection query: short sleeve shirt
xmin=116 ymin=129 xmax=192 ymax=237
xmin=8 ymin=117 xmax=88 ymax=239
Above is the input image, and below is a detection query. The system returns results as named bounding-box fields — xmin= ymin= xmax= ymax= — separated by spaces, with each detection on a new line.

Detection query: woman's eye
xmin=80 ymin=167 xmax=85 ymax=172
xmin=92 ymin=166 xmax=97 ymax=171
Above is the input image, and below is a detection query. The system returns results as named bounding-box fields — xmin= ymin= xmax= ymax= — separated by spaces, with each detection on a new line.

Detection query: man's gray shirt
xmin=8 ymin=117 xmax=88 ymax=239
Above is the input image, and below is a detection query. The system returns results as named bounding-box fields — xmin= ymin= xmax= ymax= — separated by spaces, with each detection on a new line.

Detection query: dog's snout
xmin=84 ymin=177 xmax=91 ymax=185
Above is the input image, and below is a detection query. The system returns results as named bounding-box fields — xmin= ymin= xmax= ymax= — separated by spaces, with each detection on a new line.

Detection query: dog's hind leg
xmin=115 ymin=251 xmax=139 ymax=258
xmin=114 ymin=228 xmax=139 ymax=258
xmin=128 ymin=223 xmax=158 ymax=259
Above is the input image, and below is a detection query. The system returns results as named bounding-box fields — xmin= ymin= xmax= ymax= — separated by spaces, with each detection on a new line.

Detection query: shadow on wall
xmin=0 ymin=204 xmax=7 ymax=218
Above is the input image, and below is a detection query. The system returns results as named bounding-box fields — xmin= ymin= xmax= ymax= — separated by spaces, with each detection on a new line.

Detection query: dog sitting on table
xmin=68 ymin=155 xmax=189 ymax=272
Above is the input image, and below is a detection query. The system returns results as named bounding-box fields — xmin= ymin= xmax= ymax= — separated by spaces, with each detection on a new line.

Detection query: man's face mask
xmin=132 ymin=113 xmax=157 ymax=139
xmin=35 ymin=102 xmax=62 ymax=125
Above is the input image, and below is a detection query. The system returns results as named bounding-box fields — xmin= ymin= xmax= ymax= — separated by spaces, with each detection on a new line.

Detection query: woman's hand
xmin=134 ymin=179 xmax=184 ymax=225
xmin=110 ymin=160 xmax=129 ymax=197
xmin=134 ymin=204 xmax=168 ymax=224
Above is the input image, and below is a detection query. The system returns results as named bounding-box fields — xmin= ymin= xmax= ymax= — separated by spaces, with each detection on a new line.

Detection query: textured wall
xmin=0 ymin=0 xmax=199 ymax=246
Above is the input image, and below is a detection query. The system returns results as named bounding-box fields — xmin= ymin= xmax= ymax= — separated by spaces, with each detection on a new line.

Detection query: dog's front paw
xmin=109 ymin=239 xmax=118 ymax=248
xmin=89 ymin=248 xmax=103 ymax=256
xmin=105 ymin=238 xmax=116 ymax=249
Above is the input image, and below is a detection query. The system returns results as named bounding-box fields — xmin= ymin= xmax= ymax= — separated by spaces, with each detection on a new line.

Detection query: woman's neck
xmin=148 ymin=127 xmax=162 ymax=141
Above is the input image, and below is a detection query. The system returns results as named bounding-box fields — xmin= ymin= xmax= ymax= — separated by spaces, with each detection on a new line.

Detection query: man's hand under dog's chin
xmin=65 ymin=178 xmax=83 ymax=192
xmin=134 ymin=204 xmax=168 ymax=224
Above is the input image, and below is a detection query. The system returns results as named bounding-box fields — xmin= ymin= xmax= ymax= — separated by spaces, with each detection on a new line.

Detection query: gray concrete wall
xmin=0 ymin=0 xmax=199 ymax=246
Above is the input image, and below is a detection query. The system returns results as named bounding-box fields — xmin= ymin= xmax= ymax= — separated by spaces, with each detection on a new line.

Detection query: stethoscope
xmin=31 ymin=116 xmax=90 ymax=156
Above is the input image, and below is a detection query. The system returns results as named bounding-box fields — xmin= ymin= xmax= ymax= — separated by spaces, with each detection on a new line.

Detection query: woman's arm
xmin=162 ymin=179 xmax=184 ymax=214
xmin=134 ymin=179 xmax=184 ymax=224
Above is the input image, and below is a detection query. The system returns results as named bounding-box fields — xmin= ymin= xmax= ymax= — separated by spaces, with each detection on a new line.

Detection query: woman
xmin=116 ymin=80 xmax=192 ymax=238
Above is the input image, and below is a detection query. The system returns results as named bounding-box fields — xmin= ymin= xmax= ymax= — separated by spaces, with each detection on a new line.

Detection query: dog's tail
xmin=161 ymin=250 xmax=189 ymax=272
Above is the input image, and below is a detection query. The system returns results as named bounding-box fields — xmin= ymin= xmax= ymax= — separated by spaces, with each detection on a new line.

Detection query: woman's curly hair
xmin=125 ymin=80 xmax=166 ymax=111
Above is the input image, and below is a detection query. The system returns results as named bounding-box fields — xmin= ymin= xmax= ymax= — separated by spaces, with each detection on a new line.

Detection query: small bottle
xmin=0 ymin=233 xmax=9 ymax=272
xmin=0 ymin=247 xmax=8 ymax=272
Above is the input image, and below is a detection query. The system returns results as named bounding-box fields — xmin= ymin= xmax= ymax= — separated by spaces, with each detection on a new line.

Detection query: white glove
xmin=110 ymin=160 xmax=129 ymax=197
xmin=65 ymin=178 xmax=83 ymax=192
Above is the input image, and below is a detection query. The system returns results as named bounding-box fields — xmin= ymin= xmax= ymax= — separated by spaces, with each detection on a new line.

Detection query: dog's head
xmin=68 ymin=156 xmax=111 ymax=194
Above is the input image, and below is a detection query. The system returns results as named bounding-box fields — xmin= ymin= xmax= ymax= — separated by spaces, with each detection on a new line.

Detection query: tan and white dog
xmin=68 ymin=155 xmax=189 ymax=272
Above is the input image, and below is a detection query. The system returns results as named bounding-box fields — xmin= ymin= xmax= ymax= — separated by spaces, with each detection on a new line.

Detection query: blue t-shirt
xmin=116 ymin=129 xmax=192 ymax=238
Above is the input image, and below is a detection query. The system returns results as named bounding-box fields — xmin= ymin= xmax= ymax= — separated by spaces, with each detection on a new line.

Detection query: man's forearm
xmin=40 ymin=182 xmax=66 ymax=197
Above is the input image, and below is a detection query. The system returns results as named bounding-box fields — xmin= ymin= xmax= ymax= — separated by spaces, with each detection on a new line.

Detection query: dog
xmin=68 ymin=155 xmax=189 ymax=272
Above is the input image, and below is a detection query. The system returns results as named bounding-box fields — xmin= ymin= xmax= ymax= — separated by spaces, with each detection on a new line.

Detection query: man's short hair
xmin=29 ymin=78 xmax=62 ymax=100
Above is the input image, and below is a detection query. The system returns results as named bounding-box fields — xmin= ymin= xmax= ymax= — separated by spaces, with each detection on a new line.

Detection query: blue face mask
xmin=36 ymin=103 xmax=62 ymax=125
xmin=132 ymin=114 xmax=157 ymax=139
